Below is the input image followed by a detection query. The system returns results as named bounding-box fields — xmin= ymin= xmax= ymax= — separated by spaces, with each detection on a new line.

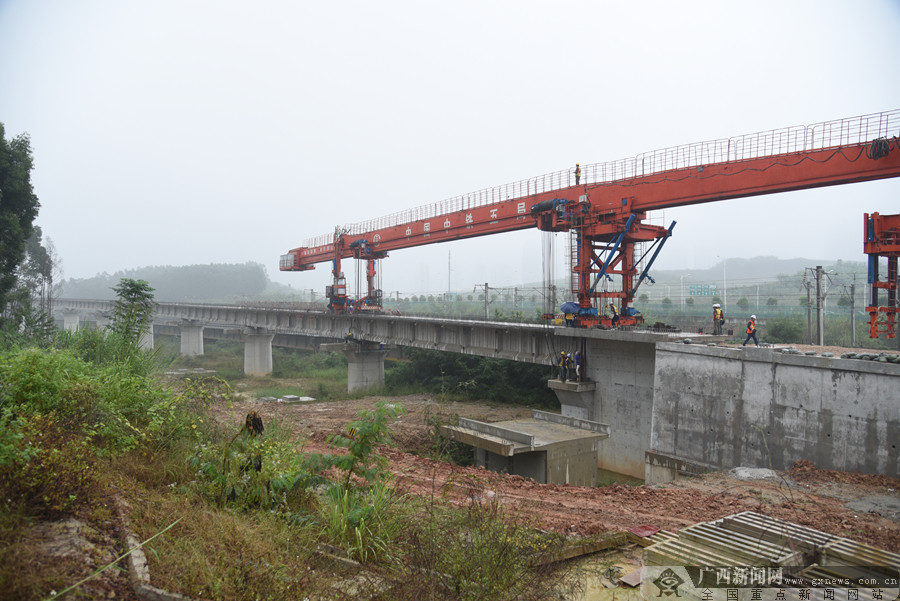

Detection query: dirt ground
xmin=226 ymin=377 xmax=900 ymax=554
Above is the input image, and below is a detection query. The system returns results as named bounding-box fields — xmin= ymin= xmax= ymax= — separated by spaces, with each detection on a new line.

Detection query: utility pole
xmin=816 ymin=265 xmax=825 ymax=346
xmin=803 ymin=270 xmax=812 ymax=344
xmin=850 ymin=279 xmax=856 ymax=347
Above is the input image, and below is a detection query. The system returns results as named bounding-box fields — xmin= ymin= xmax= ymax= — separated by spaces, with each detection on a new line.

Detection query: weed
xmin=388 ymin=491 xmax=573 ymax=601
xmin=314 ymin=401 xmax=403 ymax=489
xmin=128 ymin=489 xmax=319 ymax=601
xmin=188 ymin=412 xmax=317 ymax=512
xmin=422 ymin=404 xmax=473 ymax=465
xmin=319 ymin=480 xmax=403 ymax=563
xmin=0 ymin=413 xmax=100 ymax=518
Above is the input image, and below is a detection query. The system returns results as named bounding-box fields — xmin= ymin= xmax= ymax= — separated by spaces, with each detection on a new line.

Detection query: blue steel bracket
xmin=634 ymin=220 xmax=677 ymax=295
xmin=589 ymin=213 xmax=636 ymax=293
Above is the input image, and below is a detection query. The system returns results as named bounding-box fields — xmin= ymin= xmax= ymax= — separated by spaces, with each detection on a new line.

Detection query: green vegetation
xmin=0 ymin=280 xmax=574 ymax=601
xmin=386 ymin=348 xmax=558 ymax=409
xmin=0 ymin=123 xmax=47 ymax=345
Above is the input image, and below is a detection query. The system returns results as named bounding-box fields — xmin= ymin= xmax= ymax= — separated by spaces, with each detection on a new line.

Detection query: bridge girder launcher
xmin=281 ymin=110 xmax=900 ymax=328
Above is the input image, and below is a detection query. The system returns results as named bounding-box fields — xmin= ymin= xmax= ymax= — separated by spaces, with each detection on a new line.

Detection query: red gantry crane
xmin=281 ymin=110 xmax=900 ymax=328
xmin=864 ymin=211 xmax=900 ymax=339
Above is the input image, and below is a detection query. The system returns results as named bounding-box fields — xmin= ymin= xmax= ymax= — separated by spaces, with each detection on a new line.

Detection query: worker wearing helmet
xmin=712 ymin=303 xmax=725 ymax=335
xmin=742 ymin=315 xmax=759 ymax=347
xmin=609 ymin=302 xmax=620 ymax=328
xmin=558 ymin=351 xmax=568 ymax=382
xmin=575 ymin=163 xmax=581 ymax=185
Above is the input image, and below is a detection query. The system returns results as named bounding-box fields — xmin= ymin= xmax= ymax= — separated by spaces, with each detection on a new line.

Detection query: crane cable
xmin=867 ymin=136 xmax=897 ymax=160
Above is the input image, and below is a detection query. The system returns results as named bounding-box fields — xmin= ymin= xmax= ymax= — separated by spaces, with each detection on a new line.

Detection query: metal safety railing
xmin=303 ymin=109 xmax=900 ymax=248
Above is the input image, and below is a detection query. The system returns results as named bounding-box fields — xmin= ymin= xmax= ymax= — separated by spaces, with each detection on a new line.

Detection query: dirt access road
xmin=225 ymin=386 xmax=900 ymax=554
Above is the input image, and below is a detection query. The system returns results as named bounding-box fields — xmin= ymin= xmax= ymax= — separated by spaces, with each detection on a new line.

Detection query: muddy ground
xmin=226 ymin=381 xmax=900 ymax=554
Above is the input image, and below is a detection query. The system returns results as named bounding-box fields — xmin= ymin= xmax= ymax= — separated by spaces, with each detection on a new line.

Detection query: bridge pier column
xmin=345 ymin=348 xmax=388 ymax=391
xmin=322 ymin=341 xmax=388 ymax=392
xmin=62 ymin=310 xmax=81 ymax=332
xmin=243 ymin=328 xmax=274 ymax=376
xmin=140 ymin=323 xmax=155 ymax=351
xmin=180 ymin=321 xmax=205 ymax=356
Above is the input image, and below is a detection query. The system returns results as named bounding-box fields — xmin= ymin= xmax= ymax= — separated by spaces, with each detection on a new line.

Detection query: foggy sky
xmin=1 ymin=1 xmax=898 ymax=298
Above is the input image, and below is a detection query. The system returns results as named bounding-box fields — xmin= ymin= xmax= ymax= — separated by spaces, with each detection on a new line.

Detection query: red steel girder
xmin=594 ymin=145 xmax=900 ymax=213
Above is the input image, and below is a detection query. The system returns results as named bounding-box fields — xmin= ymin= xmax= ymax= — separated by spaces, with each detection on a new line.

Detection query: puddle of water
xmin=559 ymin=546 xmax=645 ymax=601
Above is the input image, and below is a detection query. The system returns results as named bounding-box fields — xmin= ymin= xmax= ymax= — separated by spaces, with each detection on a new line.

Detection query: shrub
xmin=0 ymin=413 xmax=99 ymax=517
xmin=189 ymin=416 xmax=317 ymax=512
xmin=765 ymin=316 xmax=806 ymax=344
xmin=316 ymin=402 xmax=403 ymax=489
xmin=389 ymin=490 xmax=572 ymax=601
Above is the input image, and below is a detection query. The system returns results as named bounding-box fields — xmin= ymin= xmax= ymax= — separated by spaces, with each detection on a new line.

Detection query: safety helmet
xmin=713 ymin=303 xmax=720 ymax=307
xmin=751 ymin=315 xmax=757 ymax=319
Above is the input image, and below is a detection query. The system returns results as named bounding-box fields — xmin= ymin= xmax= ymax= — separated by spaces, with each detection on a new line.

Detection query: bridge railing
xmin=303 ymin=109 xmax=900 ymax=247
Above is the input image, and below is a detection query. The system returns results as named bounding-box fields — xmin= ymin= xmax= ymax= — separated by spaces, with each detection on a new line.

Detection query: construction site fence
xmin=304 ymin=109 xmax=900 ymax=248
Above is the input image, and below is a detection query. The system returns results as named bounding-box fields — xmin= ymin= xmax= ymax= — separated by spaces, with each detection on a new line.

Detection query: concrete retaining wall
xmin=651 ymin=343 xmax=900 ymax=478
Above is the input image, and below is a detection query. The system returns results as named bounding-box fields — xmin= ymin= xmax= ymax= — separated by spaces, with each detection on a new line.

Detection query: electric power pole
xmin=816 ymin=265 xmax=825 ymax=346
xmin=804 ymin=270 xmax=812 ymax=345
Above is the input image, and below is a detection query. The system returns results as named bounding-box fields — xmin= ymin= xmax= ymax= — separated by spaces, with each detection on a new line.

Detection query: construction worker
xmin=565 ymin=352 xmax=574 ymax=381
xmin=742 ymin=315 xmax=759 ymax=347
xmin=574 ymin=351 xmax=582 ymax=382
xmin=609 ymin=302 xmax=620 ymax=327
xmin=575 ymin=163 xmax=581 ymax=185
xmin=712 ymin=303 xmax=724 ymax=335
xmin=558 ymin=351 xmax=568 ymax=382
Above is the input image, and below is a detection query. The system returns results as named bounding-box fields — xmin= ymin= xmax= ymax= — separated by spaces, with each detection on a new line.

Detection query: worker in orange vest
xmin=712 ymin=303 xmax=724 ymax=335
xmin=742 ymin=315 xmax=759 ymax=347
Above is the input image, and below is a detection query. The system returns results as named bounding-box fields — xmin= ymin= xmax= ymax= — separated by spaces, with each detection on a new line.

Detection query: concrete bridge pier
xmin=345 ymin=348 xmax=388 ymax=391
xmin=62 ymin=310 xmax=81 ymax=332
xmin=140 ymin=323 xmax=155 ymax=350
xmin=180 ymin=320 xmax=205 ymax=356
xmin=322 ymin=341 xmax=389 ymax=392
xmin=243 ymin=328 xmax=274 ymax=376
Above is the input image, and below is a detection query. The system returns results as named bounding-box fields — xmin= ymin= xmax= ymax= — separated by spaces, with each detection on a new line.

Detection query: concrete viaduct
xmin=55 ymin=300 xmax=900 ymax=482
